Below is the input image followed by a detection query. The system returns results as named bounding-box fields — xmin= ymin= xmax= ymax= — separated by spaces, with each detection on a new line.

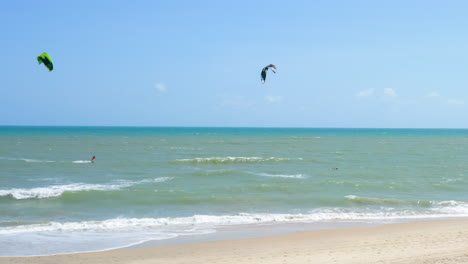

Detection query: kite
xmin=37 ymin=53 xmax=53 ymax=72
xmin=260 ymin=64 xmax=277 ymax=83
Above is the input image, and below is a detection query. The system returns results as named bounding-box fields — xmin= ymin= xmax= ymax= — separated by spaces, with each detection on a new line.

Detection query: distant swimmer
xmin=91 ymin=156 xmax=96 ymax=163
xmin=332 ymin=167 xmax=338 ymax=170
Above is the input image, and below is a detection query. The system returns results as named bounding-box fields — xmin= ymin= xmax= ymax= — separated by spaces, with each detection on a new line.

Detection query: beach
xmin=3 ymin=219 xmax=468 ymax=264
xmin=4 ymin=0 xmax=468 ymax=262
xmin=1 ymin=127 xmax=468 ymax=259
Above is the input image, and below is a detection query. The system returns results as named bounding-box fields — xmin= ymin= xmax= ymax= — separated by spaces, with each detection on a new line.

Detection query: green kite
xmin=37 ymin=53 xmax=53 ymax=71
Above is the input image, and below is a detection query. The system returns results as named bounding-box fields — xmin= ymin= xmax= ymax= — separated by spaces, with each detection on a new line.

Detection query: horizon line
xmin=0 ymin=125 xmax=467 ymax=130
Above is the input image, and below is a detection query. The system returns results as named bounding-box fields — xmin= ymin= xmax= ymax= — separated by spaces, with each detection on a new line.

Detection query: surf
xmin=0 ymin=177 xmax=173 ymax=199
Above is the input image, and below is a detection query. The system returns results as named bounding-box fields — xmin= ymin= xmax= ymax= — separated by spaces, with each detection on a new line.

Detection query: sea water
xmin=0 ymin=126 xmax=467 ymax=256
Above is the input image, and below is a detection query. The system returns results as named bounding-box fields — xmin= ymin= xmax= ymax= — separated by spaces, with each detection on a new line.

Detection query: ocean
xmin=0 ymin=126 xmax=467 ymax=256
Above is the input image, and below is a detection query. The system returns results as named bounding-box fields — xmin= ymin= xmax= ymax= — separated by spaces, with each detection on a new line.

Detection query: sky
xmin=1 ymin=0 xmax=468 ymax=128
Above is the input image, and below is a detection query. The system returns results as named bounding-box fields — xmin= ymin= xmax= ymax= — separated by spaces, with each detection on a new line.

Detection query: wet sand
xmin=2 ymin=219 xmax=468 ymax=264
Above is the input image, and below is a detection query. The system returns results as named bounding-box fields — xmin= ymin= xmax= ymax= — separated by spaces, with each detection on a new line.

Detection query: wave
xmin=345 ymin=195 xmax=412 ymax=205
xmin=176 ymin=157 xmax=302 ymax=164
xmin=3 ymin=204 xmax=468 ymax=235
xmin=72 ymin=160 xmax=92 ymax=164
xmin=192 ymin=169 xmax=239 ymax=176
xmin=432 ymin=200 xmax=468 ymax=214
xmin=250 ymin=172 xmax=306 ymax=179
xmin=0 ymin=177 xmax=173 ymax=200
xmin=3 ymin=205 xmax=468 ymax=257
xmin=344 ymin=195 xmax=468 ymax=212
xmin=0 ymin=157 xmax=95 ymax=164
xmin=0 ymin=157 xmax=54 ymax=163
xmin=3 ymin=156 xmax=303 ymax=165
xmin=0 ymin=213 xmax=412 ymax=235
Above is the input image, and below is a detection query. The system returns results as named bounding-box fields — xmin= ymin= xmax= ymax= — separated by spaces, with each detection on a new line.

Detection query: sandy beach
xmin=3 ymin=219 xmax=468 ymax=264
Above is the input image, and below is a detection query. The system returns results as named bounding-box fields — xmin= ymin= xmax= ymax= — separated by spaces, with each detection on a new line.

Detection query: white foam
xmin=0 ymin=223 xmax=210 ymax=257
xmin=431 ymin=200 xmax=468 ymax=214
xmin=3 ymin=206 xmax=468 ymax=235
xmin=176 ymin=157 xmax=300 ymax=163
xmin=0 ymin=184 xmax=123 ymax=199
xmin=0 ymin=157 xmax=96 ymax=163
xmin=24 ymin=158 xmax=54 ymax=163
xmin=253 ymin=172 xmax=306 ymax=179
xmin=0 ymin=157 xmax=54 ymax=163
xmin=0 ymin=214 xmax=341 ymax=235
xmin=2 ymin=208 xmax=468 ymax=256
xmin=0 ymin=177 xmax=173 ymax=199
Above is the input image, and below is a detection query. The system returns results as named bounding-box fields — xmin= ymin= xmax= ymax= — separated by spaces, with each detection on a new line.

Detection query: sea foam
xmin=3 ymin=207 xmax=468 ymax=235
xmin=0 ymin=177 xmax=173 ymax=199
xmin=0 ymin=157 xmax=54 ymax=163
xmin=252 ymin=172 xmax=306 ymax=179
xmin=72 ymin=160 xmax=92 ymax=164
xmin=176 ymin=157 xmax=301 ymax=164
xmin=1 ymin=157 xmax=97 ymax=163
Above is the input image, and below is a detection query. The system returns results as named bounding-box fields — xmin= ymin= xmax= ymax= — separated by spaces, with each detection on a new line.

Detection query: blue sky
xmin=1 ymin=0 xmax=467 ymax=128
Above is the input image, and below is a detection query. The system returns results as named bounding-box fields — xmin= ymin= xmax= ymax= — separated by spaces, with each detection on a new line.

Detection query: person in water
xmin=91 ymin=156 xmax=96 ymax=163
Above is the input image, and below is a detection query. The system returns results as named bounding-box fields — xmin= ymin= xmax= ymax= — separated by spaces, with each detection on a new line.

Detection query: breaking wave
xmin=0 ymin=157 xmax=95 ymax=164
xmin=0 ymin=177 xmax=173 ymax=200
xmin=176 ymin=157 xmax=301 ymax=164
xmin=2 ymin=205 xmax=468 ymax=256
xmin=251 ymin=172 xmax=306 ymax=179
xmin=3 ymin=205 xmax=468 ymax=235
xmin=72 ymin=160 xmax=92 ymax=164
xmin=344 ymin=195 xmax=468 ymax=213
xmin=0 ymin=157 xmax=54 ymax=163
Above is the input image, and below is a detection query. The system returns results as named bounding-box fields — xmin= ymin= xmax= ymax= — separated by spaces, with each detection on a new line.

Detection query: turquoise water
xmin=1 ymin=126 xmax=467 ymax=256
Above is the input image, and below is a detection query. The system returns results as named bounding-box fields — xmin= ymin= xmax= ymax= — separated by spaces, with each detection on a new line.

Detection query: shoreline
xmin=126 ymin=216 xmax=468 ymax=250
xmin=3 ymin=218 xmax=468 ymax=264
xmin=124 ymin=219 xmax=383 ymax=250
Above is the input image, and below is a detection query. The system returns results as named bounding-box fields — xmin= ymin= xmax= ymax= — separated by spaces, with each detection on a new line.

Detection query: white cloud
xmin=447 ymin=99 xmax=465 ymax=106
xmin=154 ymin=83 xmax=167 ymax=93
xmin=356 ymin=89 xmax=374 ymax=97
xmin=265 ymin=95 xmax=283 ymax=103
xmin=425 ymin=91 xmax=440 ymax=98
xmin=384 ymin=88 xmax=397 ymax=98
